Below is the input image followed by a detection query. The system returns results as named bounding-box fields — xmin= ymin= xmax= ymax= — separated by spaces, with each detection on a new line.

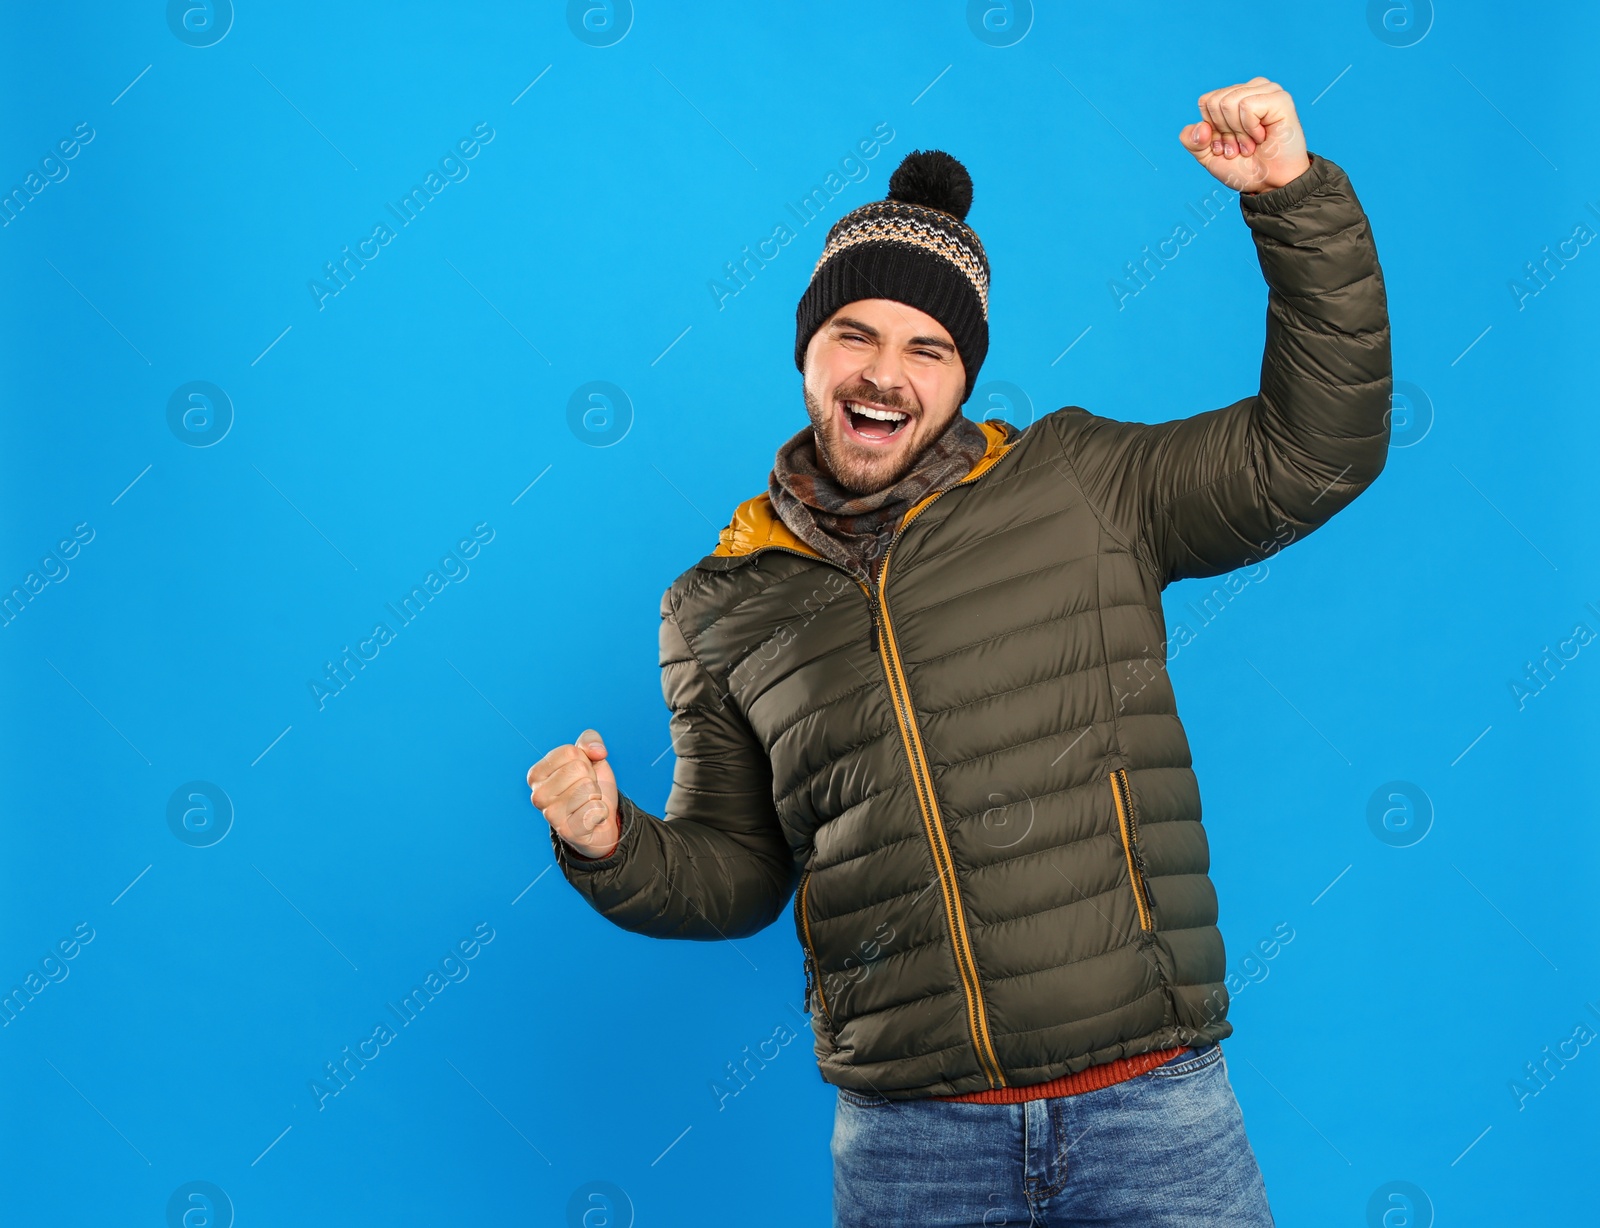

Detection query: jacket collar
xmin=713 ymin=419 xmax=1016 ymax=559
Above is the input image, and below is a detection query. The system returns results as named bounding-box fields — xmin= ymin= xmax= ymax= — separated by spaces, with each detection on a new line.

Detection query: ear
xmin=803 ymin=326 xmax=825 ymax=368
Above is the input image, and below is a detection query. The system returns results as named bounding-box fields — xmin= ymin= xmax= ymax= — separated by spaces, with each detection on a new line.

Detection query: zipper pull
xmin=868 ymin=610 xmax=880 ymax=655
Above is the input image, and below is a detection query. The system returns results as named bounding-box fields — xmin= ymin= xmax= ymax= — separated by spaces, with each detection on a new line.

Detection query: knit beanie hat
xmin=794 ymin=149 xmax=990 ymax=404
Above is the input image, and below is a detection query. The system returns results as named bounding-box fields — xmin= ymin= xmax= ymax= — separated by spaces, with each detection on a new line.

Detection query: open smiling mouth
xmin=840 ymin=399 xmax=912 ymax=444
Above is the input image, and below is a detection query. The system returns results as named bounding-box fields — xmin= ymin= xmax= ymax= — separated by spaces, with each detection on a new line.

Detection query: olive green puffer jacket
xmin=552 ymin=151 xmax=1391 ymax=1099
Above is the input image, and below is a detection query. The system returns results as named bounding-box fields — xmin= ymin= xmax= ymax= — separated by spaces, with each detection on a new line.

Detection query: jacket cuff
xmin=1238 ymin=150 xmax=1335 ymax=216
xmin=550 ymin=793 xmax=640 ymax=876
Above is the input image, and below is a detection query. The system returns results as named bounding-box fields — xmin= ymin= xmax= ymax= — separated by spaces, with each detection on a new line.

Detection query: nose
xmin=859 ymin=354 xmax=908 ymax=404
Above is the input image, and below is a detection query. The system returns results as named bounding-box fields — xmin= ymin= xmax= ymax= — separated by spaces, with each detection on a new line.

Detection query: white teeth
xmin=845 ymin=401 xmax=908 ymax=422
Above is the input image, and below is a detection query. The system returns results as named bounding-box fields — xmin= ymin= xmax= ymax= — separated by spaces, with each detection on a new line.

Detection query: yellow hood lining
xmin=713 ymin=419 xmax=1015 ymax=559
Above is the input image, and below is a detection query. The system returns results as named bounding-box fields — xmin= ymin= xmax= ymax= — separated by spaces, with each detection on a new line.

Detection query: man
xmin=530 ymin=78 xmax=1389 ymax=1225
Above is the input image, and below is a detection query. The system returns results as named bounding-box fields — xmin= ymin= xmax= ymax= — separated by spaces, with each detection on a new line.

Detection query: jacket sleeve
xmin=549 ymin=588 xmax=799 ymax=940
xmin=1053 ymin=152 xmax=1392 ymax=587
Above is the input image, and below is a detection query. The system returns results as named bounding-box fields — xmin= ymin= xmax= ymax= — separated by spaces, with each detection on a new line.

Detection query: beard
xmin=803 ymin=382 xmax=930 ymax=496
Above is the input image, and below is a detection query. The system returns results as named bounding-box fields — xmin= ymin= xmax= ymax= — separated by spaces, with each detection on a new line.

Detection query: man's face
xmin=802 ymin=299 xmax=967 ymax=495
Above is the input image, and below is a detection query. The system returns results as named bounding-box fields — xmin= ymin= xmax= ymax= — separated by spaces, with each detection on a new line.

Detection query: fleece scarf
xmin=768 ymin=413 xmax=992 ymax=583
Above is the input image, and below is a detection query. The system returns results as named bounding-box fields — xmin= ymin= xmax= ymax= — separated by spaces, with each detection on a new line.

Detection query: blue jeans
xmin=831 ymin=1043 xmax=1275 ymax=1227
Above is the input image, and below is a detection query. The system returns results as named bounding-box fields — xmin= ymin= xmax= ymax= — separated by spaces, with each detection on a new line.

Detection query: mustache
xmin=836 ymin=386 xmax=916 ymax=414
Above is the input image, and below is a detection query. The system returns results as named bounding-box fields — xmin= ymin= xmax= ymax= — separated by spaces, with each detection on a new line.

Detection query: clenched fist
xmin=1179 ymin=77 xmax=1311 ymax=195
xmin=528 ymin=729 xmax=620 ymax=859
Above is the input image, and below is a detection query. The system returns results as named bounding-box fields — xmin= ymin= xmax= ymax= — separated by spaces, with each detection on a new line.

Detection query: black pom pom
xmin=886 ymin=149 xmax=973 ymax=221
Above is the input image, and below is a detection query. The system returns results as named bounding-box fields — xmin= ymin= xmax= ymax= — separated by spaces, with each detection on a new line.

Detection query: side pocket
xmin=1143 ymin=1042 xmax=1223 ymax=1080
xmin=836 ymin=1086 xmax=891 ymax=1108
xmin=797 ymin=868 xmax=833 ymax=1026
xmin=1108 ymin=768 xmax=1156 ymax=932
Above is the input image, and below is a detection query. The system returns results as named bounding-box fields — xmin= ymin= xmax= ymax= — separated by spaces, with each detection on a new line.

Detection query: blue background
xmin=2 ymin=2 xmax=1596 ymax=1224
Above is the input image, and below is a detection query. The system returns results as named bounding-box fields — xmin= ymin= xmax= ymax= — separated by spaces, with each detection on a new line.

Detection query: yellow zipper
xmin=1108 ymin=768 xmax=1154 ymax=932
xmin=857 ymin=453 xmax=1015 ymax=1090
xmin=759 ymin=432 xmax=1017 ymax=1088
xmin=798 ymin=868 xmax=831 ymax=1022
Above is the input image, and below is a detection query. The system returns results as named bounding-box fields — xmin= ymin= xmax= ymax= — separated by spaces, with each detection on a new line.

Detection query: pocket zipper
xmin=798 ymin=869 xmax=832 ymax=1023
xmin=1109 ymin=768 xmax=1155 ymax=932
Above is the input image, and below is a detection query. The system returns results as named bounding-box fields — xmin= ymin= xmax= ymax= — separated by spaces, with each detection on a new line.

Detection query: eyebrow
xmin=828 ymin=315 xmax=956 ymax=354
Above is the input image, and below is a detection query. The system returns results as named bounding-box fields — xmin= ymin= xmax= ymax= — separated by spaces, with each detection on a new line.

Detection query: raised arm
xmin=1056 ymin=80 xmax=1392 ymax=587
xmin=534 ymin=591 xmax=797 ymax=940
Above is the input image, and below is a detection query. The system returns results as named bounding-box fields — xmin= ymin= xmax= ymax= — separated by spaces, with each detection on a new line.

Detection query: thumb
xmin=576 ymin=728 xmax=607 ymax=761
xmin=1179 ymin=120 xmax=1213 ymax=155
xmin=592 ymin=753 xmax=618 ymax=804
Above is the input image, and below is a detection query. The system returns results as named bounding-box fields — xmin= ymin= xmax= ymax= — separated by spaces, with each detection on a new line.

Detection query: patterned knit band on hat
xmin=794 ymin=149 xmax=990 ymax=404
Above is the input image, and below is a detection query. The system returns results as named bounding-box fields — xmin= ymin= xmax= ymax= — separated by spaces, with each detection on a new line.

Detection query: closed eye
xmin=841 ymin=333 xmax=944 ymax=361
xmin=838 ymin=330 xmax=947 ymax=359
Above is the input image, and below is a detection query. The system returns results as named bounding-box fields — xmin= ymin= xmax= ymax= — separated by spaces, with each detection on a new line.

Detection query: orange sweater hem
xmin=929 ymin=1046 xmax=1191 ymax=1105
